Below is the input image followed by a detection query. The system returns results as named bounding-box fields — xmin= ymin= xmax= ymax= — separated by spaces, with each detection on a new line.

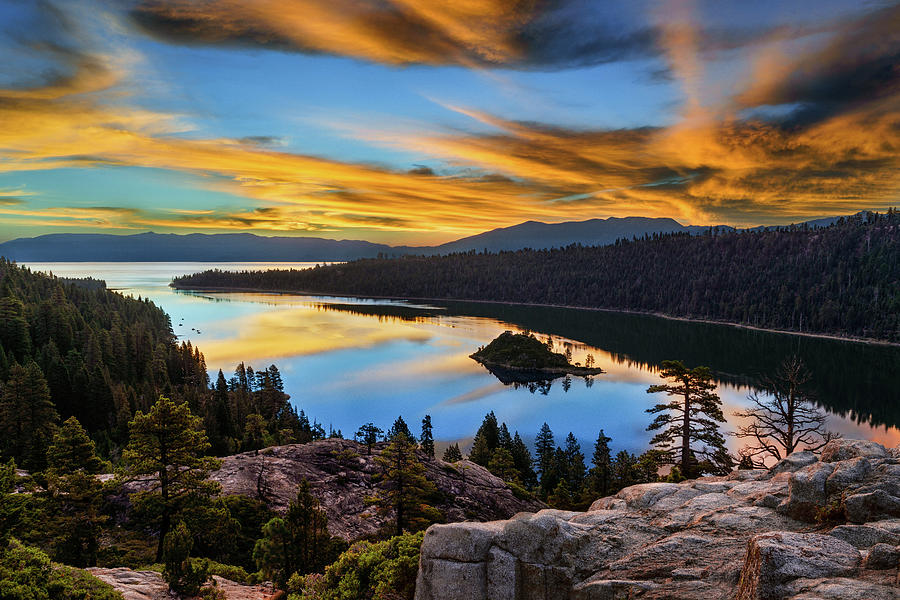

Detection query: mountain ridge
xmin=0 ymin=214 xmax=855 ymax=261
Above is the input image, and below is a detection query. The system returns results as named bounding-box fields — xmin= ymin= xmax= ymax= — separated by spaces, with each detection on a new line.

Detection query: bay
xmin=24 ymin=262 xmax=900 ymax=454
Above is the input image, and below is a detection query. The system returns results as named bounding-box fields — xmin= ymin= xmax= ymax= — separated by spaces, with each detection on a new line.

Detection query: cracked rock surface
xmin=415 ymin=439 xmax=900 ymax=600
xmin=209 ymin=438 xmax=544 ymax=540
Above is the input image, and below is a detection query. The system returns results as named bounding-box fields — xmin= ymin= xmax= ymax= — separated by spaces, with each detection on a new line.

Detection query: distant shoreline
xmin=170 ymin=283 xmax=900 ymax=348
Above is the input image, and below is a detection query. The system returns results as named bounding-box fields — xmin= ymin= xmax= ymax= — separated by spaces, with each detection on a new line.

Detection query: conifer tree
xmin=122 ymin=396 xmax=222 ymax=562
xmin=47 ymin=416 xmax=104 ymax=475
xmin=442 ymin=443 xmax=462 ymax=462
xmin=646 ymin=360 xmax=728 ymax=478
xmin=46 ymin=417 xmax=106 ymax=567
xmin=254 ymin=480 xmax=340 ymax=587
xmin=564 ymin=432 xmax=586 ymax=492
xmin=487 ymin=447 xmax=519 ymax=484
xmin=0 ymin=361 xmax=58 ymax=471
xmin=386 ymin=416 xmax=414 ymax=442
xmin=535 ymin=422 xmax=555 ymax=495
xmin=588 ymin=430 xmax=613 ymax=497
xmin=355 ymin=423 xmax=383 ymax=455
xmin=373 ymin=434 xmax=441 ymax=536
xmin=420 ymin=415 xmax=435 ymax=459
xmin=510 ymin=432 xmax=537 ymax=489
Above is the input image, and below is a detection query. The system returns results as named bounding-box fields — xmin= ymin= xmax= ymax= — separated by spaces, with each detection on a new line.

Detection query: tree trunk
xmin=681 ymin=384 xmax=691 ymax=476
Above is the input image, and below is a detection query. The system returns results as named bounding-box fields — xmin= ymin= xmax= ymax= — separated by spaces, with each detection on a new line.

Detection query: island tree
xmin=122 ymin=396 xmax=222 ymax=561
xmin=646 ymin=360 xmax=728 ymax=477
xmin=734 ymin=356 xmax=837 ymax=466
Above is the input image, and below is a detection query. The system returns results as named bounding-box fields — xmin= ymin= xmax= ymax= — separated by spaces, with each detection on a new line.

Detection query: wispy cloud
xmin=0 ymin=1 xmax=896 ymax=238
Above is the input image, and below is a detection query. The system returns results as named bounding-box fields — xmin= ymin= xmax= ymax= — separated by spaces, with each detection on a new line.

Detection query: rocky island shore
xmin=415 ymin=438 xmax=900 ymax=600
xmin=471 ymin=331 xmax=603 ymax=383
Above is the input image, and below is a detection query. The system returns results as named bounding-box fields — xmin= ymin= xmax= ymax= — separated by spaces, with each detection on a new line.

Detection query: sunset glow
xmin=0 ymin=1 xmax=897 ymax=243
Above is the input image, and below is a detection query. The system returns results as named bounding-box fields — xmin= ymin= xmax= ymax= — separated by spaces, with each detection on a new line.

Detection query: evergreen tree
xmin=0 ymin=361 xmax=58 ymax=471
xmin=510 ymin=432 xmax=537 ymax=489
xmin=163 ymin=520 xmax=207 ymax=595
xmin=45 ymin=416 xmax=107 ymax=566
xmin=646 ymin=360 xmax=728 ymax=478
xmin=564 ymin=432 xmax=586 ymax=493
xmin=46 ymin=416 xmax=104 ymax=476
xmin=535 ymin=423 xmax=555 ymax=495
xmin=386 ymin=416 xmax=414 ymax=442
xmin=122 ymin=396 xmax=222 ymax=562
xmin=0 ymin=459 xmax=20 ymax=543
xmin=420 ymin=415 xmax=435 ymax=459
xmin=373 ymin=435 xmax=441 ymax=536
xmin=243 ymin=413 xmax=267 ymax=453
xmin=355 ymin=423 xmax=383 ymax=455
xmin=498 ymin=423 xmax=513 ymax=450
xmin=487 ymin=447 xmax=519 ymax=484
xmin=254 ymin=480 xmax=342 ymax=588
xmin=588 ymin=430 xmax=613 ymax=497
xmin=442 ymin=443 xmax=462 ymax=463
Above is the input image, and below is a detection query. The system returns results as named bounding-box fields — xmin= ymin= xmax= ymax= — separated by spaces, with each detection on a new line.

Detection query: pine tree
xmin=373 ymin=435 xmax=441 ymax=536
xmin=588 ymin=430 xmax=613 ymax=497
xmin=564 ymin=432 xmax=586 ymax=493
xmin=386 ymin=416 xmax=414 ymax=442
xmin=163 ymin=520 xmax=207 ymax=594
xmin=510 ymin=432 xmax=537 ymax=489
xmin=535 ymin=422 xmax=555 ymax=495
xmin=442 ymin=443 xmax=463 ymax=463
xmin=487 ymin=447 xmax=519 ymax=484
xmin=243 ymin=414 xmax=267 ymax=453
xmin=46 ymin=417 xmax=106 ymax=567
xmin=646 ymin=360 xmax=728 ymax=478
xmin=46 ymin=416 xmax=104 ymax=476
xmin=420 ymin=415 xmax=435 ymax=459
xmin=254 ymin=480 xmax=340 ymax=587
xmin=0 ymin=361 xmax=58 ymax=471
xmin=122 ymin=396 xmax=222 ymax=562
xmin=355 ymin=423 xmax=383 ymax=455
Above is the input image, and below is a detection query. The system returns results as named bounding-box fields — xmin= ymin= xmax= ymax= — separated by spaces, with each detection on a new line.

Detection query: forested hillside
xmin=0 ymin=260 xmax=320 ymax=465
xmin=173 ymin=211 xmax=900 ymax=342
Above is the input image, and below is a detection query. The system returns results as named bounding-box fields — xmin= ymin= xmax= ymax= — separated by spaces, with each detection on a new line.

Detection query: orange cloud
xmin=0 ymin=3 xmax=897 ymax=240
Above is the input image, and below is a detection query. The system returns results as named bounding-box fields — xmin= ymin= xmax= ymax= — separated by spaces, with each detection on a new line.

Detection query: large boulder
xmin=736 ymin=532 xmax=860 ymax=600
xmin=86 ymin=568 xmax=275 ymax=600
xmin=207 ymin=439 xmax=543 ymax=539
xmin=415 ymin=440 xmax=899 ymax=600
xmin=820 ymin=439 xmax=890 ymax=463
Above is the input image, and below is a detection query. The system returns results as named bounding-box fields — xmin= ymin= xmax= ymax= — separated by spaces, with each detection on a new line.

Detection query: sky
xmin=0 ymin=0 xmax=897 ymax=245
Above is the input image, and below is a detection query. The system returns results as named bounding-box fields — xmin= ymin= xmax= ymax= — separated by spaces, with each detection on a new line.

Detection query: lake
xmin=23 ymin=262 xmax=900 ymax=455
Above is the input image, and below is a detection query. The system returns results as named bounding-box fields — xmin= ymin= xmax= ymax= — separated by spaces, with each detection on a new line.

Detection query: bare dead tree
xmin=734 ymin=356 xmax=838 ymax=467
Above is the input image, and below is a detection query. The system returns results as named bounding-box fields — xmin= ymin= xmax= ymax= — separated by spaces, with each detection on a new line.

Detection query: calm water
xmin=24 ymin=262 xmax=900 ymax=454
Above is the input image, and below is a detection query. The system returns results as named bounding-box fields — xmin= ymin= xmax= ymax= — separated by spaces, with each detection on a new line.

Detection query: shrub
xmin=288 ymin=531 xmax=424 ymax=600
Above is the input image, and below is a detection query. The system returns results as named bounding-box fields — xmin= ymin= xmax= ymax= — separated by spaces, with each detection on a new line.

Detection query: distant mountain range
xmin=0 ymin=215 xmax=850 ymax=262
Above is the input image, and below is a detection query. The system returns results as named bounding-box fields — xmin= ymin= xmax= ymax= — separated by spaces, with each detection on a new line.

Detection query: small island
xmin=470 ymin=331 xmax=603 ymax=384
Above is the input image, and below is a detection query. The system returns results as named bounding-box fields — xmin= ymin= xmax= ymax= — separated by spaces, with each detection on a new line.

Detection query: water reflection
xmin=21 ymin=263 xmax=900 ymax=453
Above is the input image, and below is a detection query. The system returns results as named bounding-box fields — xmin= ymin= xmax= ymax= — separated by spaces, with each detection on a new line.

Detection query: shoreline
xmin=169 ymin=283 xmax=900 ymax=348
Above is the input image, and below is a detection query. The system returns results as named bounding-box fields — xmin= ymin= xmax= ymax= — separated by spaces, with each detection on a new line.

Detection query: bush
xmin=287 ymin=531 xmax=424 ymax=600
xmin=203 ymin=560 xmax=252 ymax=584
xmin=0 ymin=540 xmax=122 ymax=600
xmin=48 ymin=566 xmax=123 ymax=600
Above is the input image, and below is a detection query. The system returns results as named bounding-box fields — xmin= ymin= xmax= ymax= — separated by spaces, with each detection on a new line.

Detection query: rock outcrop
xmin=415 ymin=439 xmax=900 ymax=600
xmin=86 ymin=568 xmax=275 ymax=600
xmin=210 ymin=439 xmax=544 ymax=540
